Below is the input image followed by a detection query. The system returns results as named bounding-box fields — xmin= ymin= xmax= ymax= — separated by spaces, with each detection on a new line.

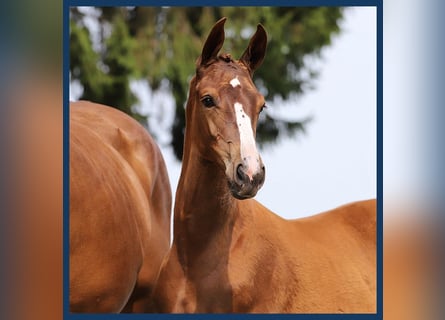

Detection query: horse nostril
xmin=236 ymin=164 xmax=245 ymax=183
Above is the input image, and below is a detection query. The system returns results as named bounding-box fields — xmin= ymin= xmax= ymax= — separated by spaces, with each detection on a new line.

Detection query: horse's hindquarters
xmin=70 ymin=121 xmax=148 ymax=312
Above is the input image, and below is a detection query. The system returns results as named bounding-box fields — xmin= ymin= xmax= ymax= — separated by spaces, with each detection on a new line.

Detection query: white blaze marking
xmin=234 ymin=102 xmax=260 ymax=180
xmin=230 ymin=76 xmax=241 ymax=88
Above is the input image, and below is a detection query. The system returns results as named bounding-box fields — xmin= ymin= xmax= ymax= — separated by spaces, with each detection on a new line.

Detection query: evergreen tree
xmin=70 ymin=7 xmax=344 ymax=160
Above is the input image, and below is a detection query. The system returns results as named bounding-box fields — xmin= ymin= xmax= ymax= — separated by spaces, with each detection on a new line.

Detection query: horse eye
xmin=201 ymin=95 xmax=215 ymax=108
xmin=260 ymin=104 xmax=267 ymax=113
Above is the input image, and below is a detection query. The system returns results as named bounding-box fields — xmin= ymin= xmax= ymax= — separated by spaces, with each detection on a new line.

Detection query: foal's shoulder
xmin=293 ymin=199 xmax=376 ymax=241
xmin=330 ymin=199 xmax=376 ymax=243
xmin=335 ymin=199 xmax=376 ymax=223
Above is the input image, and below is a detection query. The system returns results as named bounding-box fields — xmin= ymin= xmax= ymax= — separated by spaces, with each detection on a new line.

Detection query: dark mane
xmin=218 ymin=53 xmax=234 ymax=63
xmin=197 ymin=53 xmax=239 ymax=76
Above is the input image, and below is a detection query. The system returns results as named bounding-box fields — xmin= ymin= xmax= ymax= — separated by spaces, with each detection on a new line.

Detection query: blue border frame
xmin=69 ymin=1 xmax=379 ymax=6
xmin=64 ymin=1 xmax=383 ymax=319
xmin=63 ymin=0 xmax=71 ymax=317
xmin=376 ymin=2 xmax=383 ymax=318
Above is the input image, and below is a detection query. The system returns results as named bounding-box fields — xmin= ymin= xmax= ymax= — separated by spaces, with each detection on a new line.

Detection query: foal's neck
xmin=174 ymin=147 xmax=240 ymax=256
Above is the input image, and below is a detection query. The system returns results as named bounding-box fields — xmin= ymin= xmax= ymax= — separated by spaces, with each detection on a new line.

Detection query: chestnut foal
xmin=152 ymin=18 xmax=376 ymax=313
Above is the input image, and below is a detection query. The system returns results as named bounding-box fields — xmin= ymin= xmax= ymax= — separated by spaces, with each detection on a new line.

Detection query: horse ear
xmin=240 ymin=24 xmax=267 ymax=74
xmin=198 ymin=17 xmax=227 ymax=67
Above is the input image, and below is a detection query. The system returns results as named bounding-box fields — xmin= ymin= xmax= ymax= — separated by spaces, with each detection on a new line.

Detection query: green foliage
xmin=70 ymin=9 xmax=139 ymax=117
xmin=70 ymin=20 xmax=109 ymax=102
xmin=69 ymin=7 xmax=344 ymax=160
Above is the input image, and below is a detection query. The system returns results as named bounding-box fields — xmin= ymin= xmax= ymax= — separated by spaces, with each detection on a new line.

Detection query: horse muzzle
xmin=228 ymin=161 xmax=265 ymax=200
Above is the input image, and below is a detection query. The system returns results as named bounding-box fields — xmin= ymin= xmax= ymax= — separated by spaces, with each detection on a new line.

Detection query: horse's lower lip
xmin=228 ymin=181 xmax=258 ymax=200
xmin=231 ymin=192 xmax=252 ymax=200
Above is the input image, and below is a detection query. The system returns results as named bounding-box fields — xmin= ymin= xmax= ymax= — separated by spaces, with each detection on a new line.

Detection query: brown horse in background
xmin=151 ymin=18 xmax=376 ymax=313
xmin=70 ymin=101 xmax=171 ymax=312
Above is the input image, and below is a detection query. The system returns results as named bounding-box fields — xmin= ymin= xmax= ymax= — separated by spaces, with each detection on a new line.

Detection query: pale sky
xmin=257 ymin=7 xmax=377 ymax=218
xmin=71 ymin=7 xmax=377 ymax=220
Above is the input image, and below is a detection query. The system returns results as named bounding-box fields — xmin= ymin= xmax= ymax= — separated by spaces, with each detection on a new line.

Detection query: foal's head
xmin=185 ymin=18 xmax=267 ymax=200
